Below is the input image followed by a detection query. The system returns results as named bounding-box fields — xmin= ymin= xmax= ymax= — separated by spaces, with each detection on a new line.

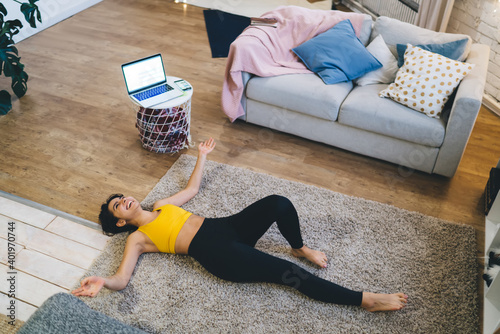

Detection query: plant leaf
xmin=0 ymin=4 xmax=6 ymax=29
xmin=11 ymin=69 xmax=28 ymax=98
xmin=0 ymin=90 xmax=12 ymax=115
xmin=0 ymin=3 xmax=7 ymax=17
xmin=0 ymin=44 xmax=28 ymax=98
xmin=21 ymin=1 xmax=42 ymax=28
xmin=0 ymin=45 xmax=22 ymax=77
xmin=0 ymin=33 xmax=17 ymax=58
xmin=1 ymin=19 xmax=23 ymax=39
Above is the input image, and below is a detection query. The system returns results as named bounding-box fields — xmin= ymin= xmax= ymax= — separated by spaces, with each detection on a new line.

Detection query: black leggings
xmin=188 ymin=195 xmax=363 ymax=306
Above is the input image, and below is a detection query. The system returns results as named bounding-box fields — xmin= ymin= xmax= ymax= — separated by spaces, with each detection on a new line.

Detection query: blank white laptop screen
xmin=122 ymin=55 xmax=165 ymax=94
xmin=122 ymin=54 xmax=183 ymax=107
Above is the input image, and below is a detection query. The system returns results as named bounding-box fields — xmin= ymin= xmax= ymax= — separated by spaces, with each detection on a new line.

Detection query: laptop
xmin=121 ymin=54 xmax=183 ymax=108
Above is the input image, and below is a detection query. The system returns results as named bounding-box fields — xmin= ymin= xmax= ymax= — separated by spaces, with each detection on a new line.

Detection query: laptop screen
xmin=122 ymin=54 xmax=166 ymax=94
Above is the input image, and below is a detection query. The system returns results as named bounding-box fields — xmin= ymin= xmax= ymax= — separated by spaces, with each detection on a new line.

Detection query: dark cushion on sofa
xmin=18 ymin=293 xmax=146 ymax=334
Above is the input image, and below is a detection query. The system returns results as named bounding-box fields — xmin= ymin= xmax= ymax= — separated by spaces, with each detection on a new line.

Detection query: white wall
xmin=448 ymin=0 xmax=500 ymax=106
xmin=3 ymin=0 xmax=102 ymax=43
xmin=183 ymin=0 xmax=332 ymax=17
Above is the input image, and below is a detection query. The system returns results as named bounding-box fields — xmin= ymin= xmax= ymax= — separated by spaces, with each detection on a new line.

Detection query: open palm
xmin=71 ymin=276 xmax=105 ymax=298
xmin=198 ymin=137 xmax=216 ymax=156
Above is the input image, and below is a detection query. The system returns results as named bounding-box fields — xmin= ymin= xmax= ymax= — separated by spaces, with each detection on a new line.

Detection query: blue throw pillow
xmin=292 ymin=20 xmax=382 ymax=84
xmin=396 ymin=38 xmax=469 ymax=67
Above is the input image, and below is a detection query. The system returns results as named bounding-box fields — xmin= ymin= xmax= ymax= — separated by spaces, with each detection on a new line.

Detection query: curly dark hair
xmin=98 ymin=193 xmax=138 ymax=236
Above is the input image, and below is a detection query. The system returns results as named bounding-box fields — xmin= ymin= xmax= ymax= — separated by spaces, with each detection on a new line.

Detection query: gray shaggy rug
xmin=77 ymin=154 xmax=479 ymax=333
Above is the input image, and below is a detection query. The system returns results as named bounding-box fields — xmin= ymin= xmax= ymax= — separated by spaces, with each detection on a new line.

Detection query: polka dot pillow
xmin=379 ymin=44 xmax=474 ymax=118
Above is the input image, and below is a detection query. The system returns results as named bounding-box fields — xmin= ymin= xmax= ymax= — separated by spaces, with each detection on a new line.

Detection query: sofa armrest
xmin=238 ymin=71 xmax=253 ymax=121
xmin=433 ymin=43 xmax=490 ymax=177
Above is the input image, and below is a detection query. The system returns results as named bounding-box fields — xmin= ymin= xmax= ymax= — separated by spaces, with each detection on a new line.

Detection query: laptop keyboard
xmin=133 ymin=84 xmax=173 ymax=101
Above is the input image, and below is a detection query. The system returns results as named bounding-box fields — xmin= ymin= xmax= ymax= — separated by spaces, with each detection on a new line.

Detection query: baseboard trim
xmin=483 ymin=94 xmax=500 ymax=117
xmin=0 ymin=190 xmax=100 ymax=230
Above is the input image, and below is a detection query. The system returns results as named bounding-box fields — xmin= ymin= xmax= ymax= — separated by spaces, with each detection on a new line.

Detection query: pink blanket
xmin=221 ymin=6 xmax=368 ymax=122
xmin=222 ymin=6 xmax=365 ymax=122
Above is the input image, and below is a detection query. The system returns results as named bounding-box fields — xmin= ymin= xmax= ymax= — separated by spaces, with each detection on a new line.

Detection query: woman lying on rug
xmin=72 ymin=138 xmax=407 ymax=312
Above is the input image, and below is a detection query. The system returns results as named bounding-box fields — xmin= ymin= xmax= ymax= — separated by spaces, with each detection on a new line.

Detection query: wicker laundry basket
xmin=136 ymin=99 xmax=192 ymax=153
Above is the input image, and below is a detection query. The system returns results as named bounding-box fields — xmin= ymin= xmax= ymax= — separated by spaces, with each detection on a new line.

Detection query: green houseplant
xmin=0 ymin=0 xmax=41 ymax=115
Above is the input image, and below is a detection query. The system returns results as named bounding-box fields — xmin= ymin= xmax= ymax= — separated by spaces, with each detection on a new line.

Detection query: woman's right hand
xmin=71 ymin=276 xmax=105 ymax=298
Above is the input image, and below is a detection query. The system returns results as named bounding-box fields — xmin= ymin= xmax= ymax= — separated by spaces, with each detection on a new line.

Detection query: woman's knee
xmin=265 ymin=194 xmax=293 ymax=208
xmin=270 ymin=195 xmax=295 ymax=215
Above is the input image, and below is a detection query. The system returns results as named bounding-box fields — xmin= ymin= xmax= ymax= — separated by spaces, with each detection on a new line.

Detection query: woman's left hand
xmin=198 ymin=138 xmax=216 ymax=156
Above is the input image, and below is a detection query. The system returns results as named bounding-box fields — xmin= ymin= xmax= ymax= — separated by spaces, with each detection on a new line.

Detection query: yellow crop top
xmin=137 ymin=204 xmax=192 ymax=254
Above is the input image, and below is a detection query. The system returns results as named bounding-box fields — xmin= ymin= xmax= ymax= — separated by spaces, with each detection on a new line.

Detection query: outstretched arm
xmin=153 ymin=138 xmax=216 ymax=209
xmin=72 ymin=232 xmax=145 ymax=297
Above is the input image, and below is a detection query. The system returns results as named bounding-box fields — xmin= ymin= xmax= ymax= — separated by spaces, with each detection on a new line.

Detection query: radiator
xmin=341 ymin=0 xmax=421 ymax=24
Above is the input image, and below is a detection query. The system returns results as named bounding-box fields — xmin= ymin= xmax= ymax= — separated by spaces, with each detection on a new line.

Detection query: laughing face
xmin=108 ymin=196 xmax=141 ymax=222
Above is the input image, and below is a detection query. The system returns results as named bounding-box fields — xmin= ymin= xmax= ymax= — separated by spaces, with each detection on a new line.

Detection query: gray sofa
xmin=238 ymin=16 xmax=489 ymax=177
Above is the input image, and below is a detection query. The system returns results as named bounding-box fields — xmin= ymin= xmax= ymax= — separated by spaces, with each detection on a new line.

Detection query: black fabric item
xmin=203 ymin=9 xmax=250 ymax=58
xmin=485 ymin=167 xmax=500 ymax=215
xmin=18 ymin=293 xmax=146 ymax=334
xmin=188 ymin=195 xmax=363 ymax=306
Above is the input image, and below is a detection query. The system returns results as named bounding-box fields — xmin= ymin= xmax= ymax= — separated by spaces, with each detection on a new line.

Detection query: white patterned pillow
xmin=379 ymin=44 xmax=474 ymax=118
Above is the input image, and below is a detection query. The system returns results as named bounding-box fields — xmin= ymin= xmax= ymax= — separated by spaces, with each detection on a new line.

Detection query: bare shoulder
xmin=124 ymin=231 xmax=147 ymax=251
xmin=127 ymin=230 xmax=145 ymax=242
xmin=152 ymin=200 xmax=170 ymax=211
xmin=127 ymin=230 xmax=159 ymax=253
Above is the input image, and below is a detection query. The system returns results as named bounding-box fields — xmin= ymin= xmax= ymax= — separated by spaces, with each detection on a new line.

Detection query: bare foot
xmin=361 ymin=292 xmax=408 ymax=312
xmin=291 ymin=246 xmax=328 ymax=268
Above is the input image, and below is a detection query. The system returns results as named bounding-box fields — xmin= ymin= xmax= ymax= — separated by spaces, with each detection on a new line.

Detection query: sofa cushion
xmin=370 ymin=16 xmax=472 ymax=60
xmin=246 ymin=73 xmax=352 ymax=121
xmin=339 ymin=84 xmax=446 ymax=147
xmin=396 ymin=38 xmax=470 ymax=67
xmin=359 ymin=14 xmax=373 ymax=46
xmin=355 ymin=35 xmax=399 ymax=86
xmin=380 ymin=44 xmax=474 ymax=118
xmin=292 ymin=20 xmax=382 ymax=84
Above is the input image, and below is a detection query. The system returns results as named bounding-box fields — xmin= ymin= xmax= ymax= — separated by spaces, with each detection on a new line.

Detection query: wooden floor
xmin=0 ymin=0 xmax=499 ymax=329
xmin=0 ymin=193 xmax=109 ymax=324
